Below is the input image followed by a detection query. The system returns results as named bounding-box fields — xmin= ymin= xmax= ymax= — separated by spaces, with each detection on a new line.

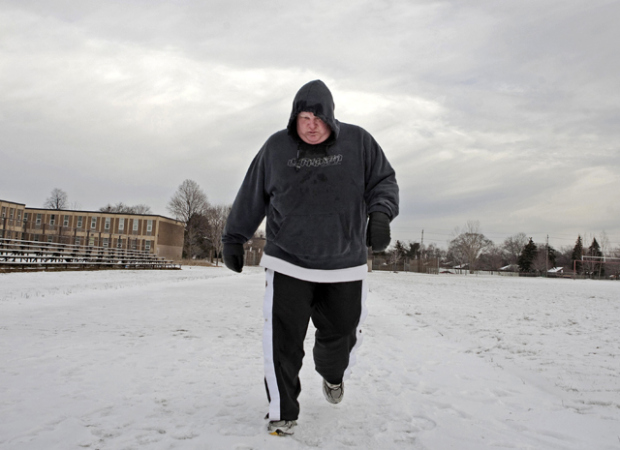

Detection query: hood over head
xmin=287 ymin=80 xmax=340 ymax=140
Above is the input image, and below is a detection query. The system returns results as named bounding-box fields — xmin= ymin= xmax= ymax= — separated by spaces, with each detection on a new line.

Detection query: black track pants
xmin=263 ymin=269 xmax=367 ymax=421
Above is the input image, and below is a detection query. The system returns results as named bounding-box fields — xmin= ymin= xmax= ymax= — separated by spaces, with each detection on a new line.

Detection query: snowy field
xmin=0 ymin=266 xmax=618 ymax=450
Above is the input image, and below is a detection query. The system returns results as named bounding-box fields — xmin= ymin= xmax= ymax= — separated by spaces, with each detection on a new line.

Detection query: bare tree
xmin=448 ymin=220 xmax=493 ymax=274
xmin=167 ymin=180 xmax=210 ymax=259
xmin=101 ymin=202 xmax=128 ymax=213
xmin=204 ymin=204 xmax=231 ymax=266
xmin=423 ymin=242 xmax=444 ymax=261
xmin=446 ymin=232 xmax=467 ymax=269
xmin=44 ymin=188 xmax=69 ymax=210
xmin=608 ymin=245 xmax=620 ymax=280
xmin=531 ymin=244 xmax=557 ymax=275
xmin=599 ymin=230 xmax=611 ymax=257
xmin=389 ymin=240 xmax=405 ymax=271
xmin=245 ymin=230 xmax=266 ymax=266
xmin=502 ymin=232 xmax=528 ymax=265
xmin=531 ymin=249 xmax=548 ymax=274
xmin=100 ymin=202 xmax=153 ymax=214
xmin=480 ymin=244 xmax=505 ymax=271
xmin=132 ymin=204 xmax=152 ymax=215
xmin=556 ymin=246 xmax=574 ymax=268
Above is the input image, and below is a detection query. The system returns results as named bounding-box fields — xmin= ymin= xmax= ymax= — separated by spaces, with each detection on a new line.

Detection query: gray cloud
xmin=1 ymin=0 xmax=619 ymax=250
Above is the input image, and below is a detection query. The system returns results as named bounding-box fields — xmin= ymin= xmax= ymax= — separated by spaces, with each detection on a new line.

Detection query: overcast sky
xmin=2 ymin=0 xmax=619 ymax=251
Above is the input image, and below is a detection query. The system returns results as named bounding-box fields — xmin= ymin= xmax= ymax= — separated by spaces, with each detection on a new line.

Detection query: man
xmin=222 ymin=80 xmax=399 ymax=436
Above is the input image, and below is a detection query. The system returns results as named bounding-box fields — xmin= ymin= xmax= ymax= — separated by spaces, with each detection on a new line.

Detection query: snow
xmin=1 ymin=266 xmax=619 ymax=449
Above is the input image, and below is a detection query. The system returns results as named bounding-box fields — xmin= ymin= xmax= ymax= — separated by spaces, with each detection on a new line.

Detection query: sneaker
xmin=268 ymin=420 xmax=297 ymax=436
xmin=322 ymin=379 xmax=344 ymax=404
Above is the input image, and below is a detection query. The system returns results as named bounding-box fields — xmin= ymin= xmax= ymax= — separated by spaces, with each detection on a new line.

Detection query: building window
xmin=17 ymin=211 xmax=22 ymax=222
xmin=133 ymin=219 xmax=139 ymax=232
xmin=104 ymin=217 xmax=111 ymax=230
xmin=89 ymin=237 xmax=95 ymax=247
xmin=63 ymin=215 xmax=70 ymax=227
xmin=75 ymin=237 xmax=81 ymax=245
xmin=77 ymin=216 xmax=83 ymax=228
xmin=36 ymin=214 xmax=42 ymax=225
xmin=117 ymin=238 xmax=123 ymax=248
xmin=50 ymin=215 xmax=56 ymax=226
xmin=91 ymin=217 xmax=97 ymax=229
xmin=103 ymin=238 xmax=109 ymax=247
xmin=119 ymin=218 xmax=125 ymax=231
xmin=1 ymin=206 xmax=5 ymax=217
xmin=34 ymin=234 xmax=40 ymax=242
xmin=131 ymin=239 xmax=137 ymax=249
xmin=145 ymin=240 xmax=152 ymax=251
xmin=9 ymin=208 xmax=14 ymax=219
xmin=47 ymin=236 xmax=53 ymax=243
xmin=147 ymin=220 xmax=153 ymax=233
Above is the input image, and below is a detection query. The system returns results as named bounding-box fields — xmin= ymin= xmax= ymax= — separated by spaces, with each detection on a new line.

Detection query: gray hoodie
xmin=222 ymin=80 xmax=399 ymax=270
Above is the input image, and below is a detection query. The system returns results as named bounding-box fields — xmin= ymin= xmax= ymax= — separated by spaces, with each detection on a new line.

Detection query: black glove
xmin=223 ymin=243 xmax=244 ymax=273
xmin=366 ymin=212 xmax=391 ymax=253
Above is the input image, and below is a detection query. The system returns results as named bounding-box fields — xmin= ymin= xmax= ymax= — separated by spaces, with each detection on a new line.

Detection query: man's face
xmin=296 ymin=112 xmax=331 ymax=145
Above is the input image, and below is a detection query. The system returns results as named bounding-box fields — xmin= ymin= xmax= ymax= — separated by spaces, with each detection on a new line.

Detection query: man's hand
xmin=223 ymin=243 xmax=244 ymax=273
xmin=366 ymin=212 xmax=391 ymax=253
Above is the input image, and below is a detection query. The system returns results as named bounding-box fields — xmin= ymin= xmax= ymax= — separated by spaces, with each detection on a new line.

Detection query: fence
xmin=369 ymin=260 xmax=619 ymax=280
xmin=0 ymin=238 xmax=180 ymax=273
xmin=371 ymin=257 xmax=440 ymax=274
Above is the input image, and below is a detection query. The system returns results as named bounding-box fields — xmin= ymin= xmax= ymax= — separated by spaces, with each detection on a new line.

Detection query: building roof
xmin=23 ymin=207 xmax=181 ymax=223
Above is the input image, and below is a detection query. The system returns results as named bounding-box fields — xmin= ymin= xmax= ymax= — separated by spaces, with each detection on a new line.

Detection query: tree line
xmin=42 ymin=189 xmax=618 ymax=276
xmin=43 ymin=188 xmax=152 ymax=214
xmin=384 ymin=220 xmax=619 ymax=279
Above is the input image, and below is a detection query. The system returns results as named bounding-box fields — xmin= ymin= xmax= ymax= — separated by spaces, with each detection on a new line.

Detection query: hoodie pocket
xmin=273 ymin=213 xmax=351 ymax=259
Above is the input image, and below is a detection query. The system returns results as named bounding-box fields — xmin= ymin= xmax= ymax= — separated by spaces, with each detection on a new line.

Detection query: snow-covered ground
xmin=0 ymin=266 xmax=618 ymax=449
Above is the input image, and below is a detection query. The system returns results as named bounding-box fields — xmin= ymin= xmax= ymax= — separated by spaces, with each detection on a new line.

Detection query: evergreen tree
xmin=588 ymin=237 xmax=604 ymax=278
xmin=393 ymin=240 xmax=406 ymax=262
xmin=518 ymin=238 xmax=537 ymax=273
xmin=547 ymin=245 xmax=557 ymax=268
xmin=406 ymin=241 xmax=420 ymax=259
xmin=540 ymin=244 xmax=557 ymax=268
xmin=571 ymin=235 xmax=583 ymax=274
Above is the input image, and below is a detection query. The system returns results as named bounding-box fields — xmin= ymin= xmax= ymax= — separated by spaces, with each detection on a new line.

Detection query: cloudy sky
xmin=2 ymin=0 xmax=619 ymax=251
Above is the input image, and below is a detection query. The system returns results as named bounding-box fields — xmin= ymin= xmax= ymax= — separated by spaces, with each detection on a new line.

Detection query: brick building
xmin=1 ymin=199 xmax=184 ymax=260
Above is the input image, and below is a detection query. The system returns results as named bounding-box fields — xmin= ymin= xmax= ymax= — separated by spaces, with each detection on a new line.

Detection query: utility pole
xmin=421 ymin=229 xmax=424 ymax=259
xmin=546 ymin=234 xmax=549 ymax=276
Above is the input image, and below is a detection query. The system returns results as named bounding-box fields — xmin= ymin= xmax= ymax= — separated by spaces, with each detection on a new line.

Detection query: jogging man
xmin=222 ymin=79 xmax=399 ymax=436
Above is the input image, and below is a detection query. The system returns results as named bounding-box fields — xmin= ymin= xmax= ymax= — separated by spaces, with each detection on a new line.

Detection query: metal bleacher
xmin=0 ymin=238 xmax=181 ymax=273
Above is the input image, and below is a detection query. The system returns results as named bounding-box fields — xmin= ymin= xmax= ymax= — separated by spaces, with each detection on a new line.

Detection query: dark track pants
xmin=263 ymin=269 xmax=367 ymax=421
